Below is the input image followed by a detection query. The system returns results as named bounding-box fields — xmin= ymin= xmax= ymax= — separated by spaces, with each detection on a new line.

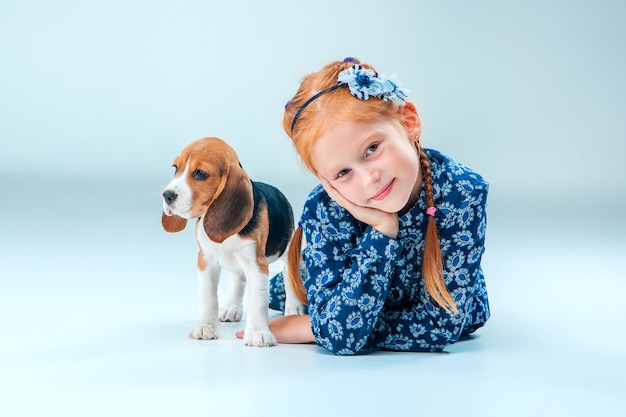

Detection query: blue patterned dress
xmin=269 ymin=149 xmax=490 ymax=355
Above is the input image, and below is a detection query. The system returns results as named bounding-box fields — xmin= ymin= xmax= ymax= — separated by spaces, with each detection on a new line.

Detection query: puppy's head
xmin=161 ymin=137 xmax=253 ymax=242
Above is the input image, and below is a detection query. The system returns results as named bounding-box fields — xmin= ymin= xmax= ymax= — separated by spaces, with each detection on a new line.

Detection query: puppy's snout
xmin=163 ymin=190 xmax=178 ymax=204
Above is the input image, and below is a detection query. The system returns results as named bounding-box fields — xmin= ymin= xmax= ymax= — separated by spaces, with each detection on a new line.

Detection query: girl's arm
xmin=364 ymin=178 xmax=490 ymax=352
xmin=235 ymin=315 xmax=315 ymax=344
xmin=267 ymin=315 xmax=315 ymax=344
xmin=300 ymin=186 xmax=400 ymax=355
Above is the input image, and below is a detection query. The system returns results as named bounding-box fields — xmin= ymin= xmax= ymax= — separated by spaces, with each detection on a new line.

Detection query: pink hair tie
xmin=426 ymin=207 xmax=437 ymax=217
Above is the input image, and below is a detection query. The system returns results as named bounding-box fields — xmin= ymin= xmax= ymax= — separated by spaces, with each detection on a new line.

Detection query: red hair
xmin=284 ymin=58 xmax=457 ymax=314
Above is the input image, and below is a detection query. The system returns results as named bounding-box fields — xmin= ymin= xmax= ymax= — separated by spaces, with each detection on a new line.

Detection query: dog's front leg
xmin=189 ymin=262 xmax=221 ymax=340
xmin=243 ymin=264 xmax=277 ymax=347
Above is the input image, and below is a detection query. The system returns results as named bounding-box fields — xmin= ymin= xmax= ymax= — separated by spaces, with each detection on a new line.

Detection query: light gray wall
xmin=1 ymin=0 xmax=624 ymax=211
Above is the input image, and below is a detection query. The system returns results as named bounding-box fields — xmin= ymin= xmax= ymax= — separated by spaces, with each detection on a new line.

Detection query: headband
xmin=289 ymin=61 xmax=409 ymax=133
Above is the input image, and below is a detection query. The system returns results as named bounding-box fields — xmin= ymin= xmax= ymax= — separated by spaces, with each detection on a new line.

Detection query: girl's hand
xmin=236 ymin=314 xmax=315 ymax=344
xmin=319 ymin=176 xmax=399 ymax=239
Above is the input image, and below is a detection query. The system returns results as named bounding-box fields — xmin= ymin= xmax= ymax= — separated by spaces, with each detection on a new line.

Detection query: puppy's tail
xmin=288 ymin=226 xmax=308 ymax=305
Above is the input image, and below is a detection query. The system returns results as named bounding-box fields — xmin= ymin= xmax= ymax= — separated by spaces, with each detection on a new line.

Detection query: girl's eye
xmin=366 ymin=143 xmax=379 ymax=155
xmin=192 ymin=169 xmax=209 ymax=181
xmin=336 ymin=168 xmax=351 ymax=179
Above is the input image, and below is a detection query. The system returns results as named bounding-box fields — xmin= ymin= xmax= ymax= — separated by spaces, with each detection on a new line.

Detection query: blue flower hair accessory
xmin=338 ymin=65 xmax=409 ymax=105
xmin=290 ymin=63 xmax=409 ymax=132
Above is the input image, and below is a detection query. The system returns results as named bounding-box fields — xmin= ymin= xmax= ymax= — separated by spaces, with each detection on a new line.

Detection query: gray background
xmin=2 ymin=1 xmax=625 ymax=416
xmin=2 ymin=0 xmax=624 ymax=204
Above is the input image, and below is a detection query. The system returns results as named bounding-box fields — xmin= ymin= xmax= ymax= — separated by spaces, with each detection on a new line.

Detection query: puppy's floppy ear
xmin=203 ymin=163 xmax=253 ymax=243
xmin=162 ymin=212 xmax=188 ymax=233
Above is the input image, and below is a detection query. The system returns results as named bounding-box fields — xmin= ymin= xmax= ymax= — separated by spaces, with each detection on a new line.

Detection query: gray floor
xmin=1 ymin=174 xmax=625 ymax=417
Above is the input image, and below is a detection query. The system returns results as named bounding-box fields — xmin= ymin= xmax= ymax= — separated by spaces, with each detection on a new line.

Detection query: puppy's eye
xmin=172 ymin=164 xmax=178 ymax=173
xmin=192 ymin=169 xmax=209 ymax=181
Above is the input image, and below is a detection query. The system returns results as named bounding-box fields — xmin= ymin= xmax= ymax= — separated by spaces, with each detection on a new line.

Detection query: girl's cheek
xmin=339 ymin=185 xmax=361 ymax=205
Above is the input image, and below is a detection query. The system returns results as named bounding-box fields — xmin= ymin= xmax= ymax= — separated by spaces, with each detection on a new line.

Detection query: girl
xmin=242 ymin=57 xmax=490 ymax=355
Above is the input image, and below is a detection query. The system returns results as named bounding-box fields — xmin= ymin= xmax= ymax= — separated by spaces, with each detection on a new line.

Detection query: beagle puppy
xmin=161 ymin=137 xmax=305 ymax=347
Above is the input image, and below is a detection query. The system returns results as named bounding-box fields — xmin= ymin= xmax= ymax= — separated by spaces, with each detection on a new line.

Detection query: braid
xmin=418 ymin=145 xmax=436 ymax=209
xmin=417 ymin=144 xmax=458 ymax=314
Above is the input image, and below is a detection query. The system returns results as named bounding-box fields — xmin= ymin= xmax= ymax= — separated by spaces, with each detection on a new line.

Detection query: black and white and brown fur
xmin=161 ymin=137 xmax=305 ymax=347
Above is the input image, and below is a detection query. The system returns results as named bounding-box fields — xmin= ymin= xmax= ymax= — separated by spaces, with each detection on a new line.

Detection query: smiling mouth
xmin=371 ymin=179 xmax=395 ymax=201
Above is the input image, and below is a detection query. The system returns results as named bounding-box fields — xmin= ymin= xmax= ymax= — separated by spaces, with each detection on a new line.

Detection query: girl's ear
xmin=400 ymin=101 xmax=422 ymax=140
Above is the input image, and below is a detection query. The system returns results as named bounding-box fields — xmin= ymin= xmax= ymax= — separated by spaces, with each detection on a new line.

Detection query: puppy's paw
xmin=188 ymin=322 xmax=219 ymax=340
xmin=244 ymin=328 xmax=277 ymax=347
xmin=284 ymin=301 xmax=307 ymax=316
xmin=219 ymin=304 xmax=243 ymax=322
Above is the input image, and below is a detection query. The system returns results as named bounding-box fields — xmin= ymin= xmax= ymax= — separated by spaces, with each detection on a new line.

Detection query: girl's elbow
xmin=318 ymin=339 xmax=369 ymax=355
xmin=310 ymin=311 xmax=376 ymax=355
xmin=314 ymin=329 xmax=373 ymax=355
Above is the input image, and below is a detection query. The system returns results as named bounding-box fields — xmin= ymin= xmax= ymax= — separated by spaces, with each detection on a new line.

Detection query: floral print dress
xmin=269 ymin=149 xmax=490 ymax=355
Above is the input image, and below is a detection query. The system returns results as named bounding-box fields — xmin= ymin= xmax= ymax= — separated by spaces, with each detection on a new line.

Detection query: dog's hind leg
xmin=219 ymin=270 xmax=245 ymax=322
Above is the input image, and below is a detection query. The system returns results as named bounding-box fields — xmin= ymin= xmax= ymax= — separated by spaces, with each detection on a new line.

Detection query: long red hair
xmin=284 ymin=58 xmax=457 ymax=314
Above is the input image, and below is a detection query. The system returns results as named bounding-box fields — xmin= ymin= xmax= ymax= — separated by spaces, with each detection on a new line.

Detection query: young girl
xmin=242 ymin=57 xmax=490 ymax=355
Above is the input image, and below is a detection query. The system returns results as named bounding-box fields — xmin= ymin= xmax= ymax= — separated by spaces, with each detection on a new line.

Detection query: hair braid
xmin=288 ymin=226 xmax=308 ymax=304
xmin=417 ymin=144 xmax=458 ymax=314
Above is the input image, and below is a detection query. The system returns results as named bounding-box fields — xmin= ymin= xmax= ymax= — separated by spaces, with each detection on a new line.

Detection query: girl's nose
xmin=361 ymin=168 xmax=381 ymax=187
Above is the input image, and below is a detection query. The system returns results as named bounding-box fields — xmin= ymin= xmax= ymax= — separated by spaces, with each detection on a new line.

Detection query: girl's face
xmin=311 ymin=117 xmax=421 ymax=214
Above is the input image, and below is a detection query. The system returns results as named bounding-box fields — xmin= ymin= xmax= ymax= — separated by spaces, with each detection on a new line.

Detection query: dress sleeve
xmin=299 ymin=187 xmax=402 ymax=355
